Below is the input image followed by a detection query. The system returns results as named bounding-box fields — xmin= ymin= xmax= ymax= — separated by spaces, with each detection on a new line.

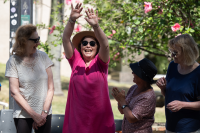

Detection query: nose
xmin=85 ymin=43 xmax=91 ymax=47
xmin=36 ymin=42 xmax=40 ymax=46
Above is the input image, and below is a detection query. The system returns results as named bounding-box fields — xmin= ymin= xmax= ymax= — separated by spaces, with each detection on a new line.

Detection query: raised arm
xmin=62 ymin=3 xmax=83 ymax=59
xmin=85 ymin=8 xmax=109 ymax=63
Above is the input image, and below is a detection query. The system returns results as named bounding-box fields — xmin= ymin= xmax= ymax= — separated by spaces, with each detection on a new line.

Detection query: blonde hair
xmin=168 ymin=34 xmax=199 ymax=66
xmin=12 ymin=24 xmax=37 ymax=56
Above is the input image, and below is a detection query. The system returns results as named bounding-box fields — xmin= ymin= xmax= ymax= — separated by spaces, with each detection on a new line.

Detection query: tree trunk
xmin=48 ymin=0 xmax=63 ymax=96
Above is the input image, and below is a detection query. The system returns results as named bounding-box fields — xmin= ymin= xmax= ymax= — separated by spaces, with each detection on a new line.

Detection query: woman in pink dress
xmin=112 ymin=58 xmax=157 ymax=133
xmin=62 ymin=3 xmax=115 ymax=133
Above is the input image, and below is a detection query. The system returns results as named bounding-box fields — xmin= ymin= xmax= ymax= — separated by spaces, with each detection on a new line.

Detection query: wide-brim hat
xmin=72 ymin=31 xmax=97 ymax=51
xmin=129 ymin=58 xmax=157 ymax=84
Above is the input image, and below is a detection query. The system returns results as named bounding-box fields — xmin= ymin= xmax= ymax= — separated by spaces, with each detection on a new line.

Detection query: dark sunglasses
xmin=82 ymin=41 xmax=96 ymax=47
xmin=29 ymin=36 xmax=40 ymax=43
xmin=168 ymin=48 xmax=178 ymax=57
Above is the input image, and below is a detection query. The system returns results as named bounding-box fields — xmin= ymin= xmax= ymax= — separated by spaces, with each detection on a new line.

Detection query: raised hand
xmin=156 ymin=77 xmax=166 ymax=90
xmin=85 ymin=8 xmax=99 ymax=27
xmin=70 ymin=3 xmax=83 ymax=21
xmin=112 ymin=87 xmax=126 ymax=105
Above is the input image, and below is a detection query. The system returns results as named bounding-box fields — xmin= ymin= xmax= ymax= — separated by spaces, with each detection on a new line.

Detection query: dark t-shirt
xmin=165 ymin=61 xmax=200 ymax=132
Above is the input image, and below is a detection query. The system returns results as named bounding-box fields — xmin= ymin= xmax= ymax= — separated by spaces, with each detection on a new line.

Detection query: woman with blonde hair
xmin=5 ymin=24 xmax=54 ymax=133
xmin=156 ymin=34 xmax=200 ymax=133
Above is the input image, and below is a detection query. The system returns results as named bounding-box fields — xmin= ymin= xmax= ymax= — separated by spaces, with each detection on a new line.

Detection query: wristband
xmin=0 ymin=83 xmax=1 ymax=87
xmin=93 ymin=24 xmax=100 ymax=29
xmin=69 ymin=18 xmax=76 ymax=24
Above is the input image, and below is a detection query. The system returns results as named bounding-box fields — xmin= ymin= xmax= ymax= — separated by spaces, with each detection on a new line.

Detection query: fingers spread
xmin=75 ymin=3 xmax=79 ymax=9
xmin=96 ymin=10 xmax=98 ymax=17
xmin=85 ymin=11 xmax=90 ymax=18
xmin=79 ymin=7 xmax=83 ymax=13
xmin=91 ymin=8 xmax=94 ymax=13
xmin=88 ymin=8 xmax=91 ymax=13
xmin=78 ymin=3 xmax=82 ymax=9
xmin=71 ymin=3 xmax=74 ymax=10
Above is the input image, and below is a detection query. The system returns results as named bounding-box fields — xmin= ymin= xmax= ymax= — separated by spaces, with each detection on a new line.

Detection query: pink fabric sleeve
xmin=67 ymin=49 xmax=81 ymax=69
xmin=96 ymin=55 xmax=110 ymax=73
xmin=131 ymin=93 xmax=155 ymax=120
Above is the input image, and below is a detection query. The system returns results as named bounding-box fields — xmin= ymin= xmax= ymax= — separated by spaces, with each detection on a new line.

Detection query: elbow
xmin=10 ymin=91 xmax=19 ymax=99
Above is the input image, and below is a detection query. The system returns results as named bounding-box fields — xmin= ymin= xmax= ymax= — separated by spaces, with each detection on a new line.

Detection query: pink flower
xmin=158 ymin=9 xmax=163 ymax=14
xmin=75 ymin=24 xmax=81 ymax=32
xmin=113 ymin=52 xmax=121 ymax=61
xmin=75 ymin=0 xmax=80 ymax=3
xmin=49 ymin=25 xmax=56 ymax=34
xmin=108 ymin=30 xmax=116 ymax=39
xmin=171 ymin=23 xmax=181 ymax=32
xmin=66 ymin=0 xmax=72 ymax=5
xmin=144 ymin=2 xmax=152 ymax=14
xmin=112 ymin=30 xmax=116 ymax=34
xmin=108 ymin=35 xmax=112 ymax=39
xmin=190 ymin=22 xmax=195 ymax=28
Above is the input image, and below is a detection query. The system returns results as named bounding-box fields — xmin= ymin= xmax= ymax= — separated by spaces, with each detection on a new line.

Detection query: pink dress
xmin=62 ymin=49 xmax=115 ymax=133
xmin=122 ymin=85 xmax=156 ymax=133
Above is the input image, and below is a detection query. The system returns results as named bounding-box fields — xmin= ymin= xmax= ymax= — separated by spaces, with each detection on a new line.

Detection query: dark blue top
xmin=165 ymin=61 xmax=200 ymax=132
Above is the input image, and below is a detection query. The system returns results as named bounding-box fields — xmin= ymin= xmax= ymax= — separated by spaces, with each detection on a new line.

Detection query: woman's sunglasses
xmin=29 ymin=36 xmax=40 ymax=43
xmin=168 ymin=48 xmax=178 ymax=57
xmin=82 ymin=41 xmax=96 ymax=47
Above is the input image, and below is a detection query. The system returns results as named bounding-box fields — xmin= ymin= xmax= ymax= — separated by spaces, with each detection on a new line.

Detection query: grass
xmin=0 ymin=63 xmax=165 ymax=122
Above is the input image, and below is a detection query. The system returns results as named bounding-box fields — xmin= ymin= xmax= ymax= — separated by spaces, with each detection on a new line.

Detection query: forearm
xmin=63 ymin=19 xmax=75 ymax=41
xmin=12 ymin=92 xmax=37 ymax=118
xmin=93 ymin=26 xmax=109 ymax=62
xmin=119 ymin=101 xmax=138 ymax=123
xmin=62 ymin=20 xmax=75 ymax=58
xmin=93 ymin=25 xmax=109 ymax=48
xmin=123 ymin=107 xmax=138 ymax=123
xmin=118 ymin=103 xmax=124 ymax=114
xmin=182 ymin=101 xmax=200 ymax=110
xmin=42 ymin=89 xmax=54 ymax=113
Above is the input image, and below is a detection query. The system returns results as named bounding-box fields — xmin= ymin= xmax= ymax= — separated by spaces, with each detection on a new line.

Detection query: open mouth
xmin=85 ymin=49 xmax=92 ymax=53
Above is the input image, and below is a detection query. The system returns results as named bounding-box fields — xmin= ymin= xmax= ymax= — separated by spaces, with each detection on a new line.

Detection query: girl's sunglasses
xmin=29 ymin=36 xmax=40 ymax=43
xmin=82 ymin=41 xmax=96 ymax=47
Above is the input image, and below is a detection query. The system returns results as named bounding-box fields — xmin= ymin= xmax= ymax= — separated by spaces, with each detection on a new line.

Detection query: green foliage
xmin=3 ymin=0 xmax=8 ymax=3
xmin=39 ymin=0 xmax=200 ymax=70
xmin=83 ymin=0 xmax=200 ymax=67
xmin=36 ymin=2 xmax=64 ymax=61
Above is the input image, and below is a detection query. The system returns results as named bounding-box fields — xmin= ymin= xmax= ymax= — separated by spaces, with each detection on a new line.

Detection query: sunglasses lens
xmin=82 ymin=41 xmax=88 ymax=46
xmin=90 ymin=41 xmax=96 ymax=46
